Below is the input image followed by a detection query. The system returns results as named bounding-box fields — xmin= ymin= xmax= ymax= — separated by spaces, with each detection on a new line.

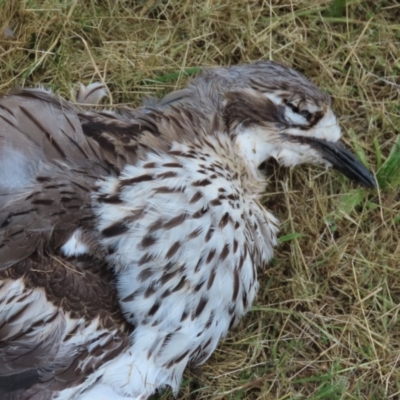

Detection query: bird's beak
xmin=308 ymin=138 xmax=376 ymax=188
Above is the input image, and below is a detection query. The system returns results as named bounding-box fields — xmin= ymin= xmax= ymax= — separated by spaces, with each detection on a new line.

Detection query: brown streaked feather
xmin=0 ymin=86 xmax=217 ymax=397
xmin=0 ymin=89 xmax=105 ymax=168
xmin=0 ymin=166 xmax=92 ymax=269
xmin=78 ymin=111 xmax=162 ymax=170
xmin=0 ymin=88 xmax=142 ymax=397
xmin=0 ymin=68 xmax=250 ymax=400
xmin=0 ymin=254 xmax=131 ymax=399
xmin=0 ymin=87 xmax=191 ymax=268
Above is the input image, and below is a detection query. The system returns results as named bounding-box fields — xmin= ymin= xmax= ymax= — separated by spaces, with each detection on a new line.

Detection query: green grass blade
xmin=337 ymin=188 xmax=366 ymax=215
xmin=373 ymin=137 xmax=382 ymax=171
xmin=377 ymin=135 xmax=400 ymax=189
xmin=278 ymin=232 xmax=305 ymax=243
xmin=347 ymin=128 xmax=368 ymax=167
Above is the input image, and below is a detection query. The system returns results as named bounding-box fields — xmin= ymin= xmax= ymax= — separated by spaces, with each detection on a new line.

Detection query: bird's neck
xmin=233 ymin=127 xmax=275 ymax=193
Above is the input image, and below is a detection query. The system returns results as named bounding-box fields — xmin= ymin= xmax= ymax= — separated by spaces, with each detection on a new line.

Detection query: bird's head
xmin=171 ymin=61 xmax=375 ymax=187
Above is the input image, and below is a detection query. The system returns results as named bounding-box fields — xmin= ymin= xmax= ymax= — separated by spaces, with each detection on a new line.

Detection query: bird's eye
xmin=299 ymin=110 xmax=311 ymax=120
xmin=286 ymin=101 xmax=299 ymax=113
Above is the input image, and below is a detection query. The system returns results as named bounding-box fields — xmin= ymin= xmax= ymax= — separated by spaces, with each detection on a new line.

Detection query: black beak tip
xmin=359 ymin=170 xmax=377 ymax=188
xmin=285 ymin=135 xmax=377 ymax=189
xmin=333 ymin=158 xmax=376 ymax=189
xmin=332 ymin=150 xmax=376 ymax=188
xmin=307 ymin=138 xmax=376 ymax=189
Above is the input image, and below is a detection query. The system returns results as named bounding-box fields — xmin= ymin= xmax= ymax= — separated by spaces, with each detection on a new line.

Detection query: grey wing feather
xmin=0 ymin=88 xmax=133 ymax=398
xmin=0 ymin=88 xmax=106 ymax=268
xmin=142 ymin=88 xmax=193 ymax=109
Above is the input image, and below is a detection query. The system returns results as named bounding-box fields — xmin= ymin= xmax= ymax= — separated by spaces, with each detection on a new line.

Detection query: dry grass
xmin=1 ymin=0 xmax=400 ymax=399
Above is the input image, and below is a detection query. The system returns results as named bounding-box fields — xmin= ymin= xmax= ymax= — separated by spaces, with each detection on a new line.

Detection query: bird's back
xmin=0 ymin=88 xmax=135 ymax=398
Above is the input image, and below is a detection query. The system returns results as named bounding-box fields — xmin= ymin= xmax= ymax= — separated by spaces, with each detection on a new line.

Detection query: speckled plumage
xmin=0 ymin=61 xmax=375 ymax=399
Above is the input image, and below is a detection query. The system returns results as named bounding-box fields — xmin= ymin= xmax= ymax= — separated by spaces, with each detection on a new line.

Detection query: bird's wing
xmin=0 ymin=255 xmax=131 ymax=399
xmin=0 ymin=88 xmax=133 ymax=398
xmin=0 ymin=88 xmax=109 ymax=268
xmin=0 ymin=87 xmax=165 ymax=267
xmin=0 ymin=86 xmax=204 ymax=397
xmin=142 ymin=88 xmax=193 ymax=109
xmin=77 ymin=108 xmax=164 ymax=171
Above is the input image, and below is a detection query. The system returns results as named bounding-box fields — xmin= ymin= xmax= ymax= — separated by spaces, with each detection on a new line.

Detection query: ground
xmin=1 ymin=1 xmax=400 ymax=399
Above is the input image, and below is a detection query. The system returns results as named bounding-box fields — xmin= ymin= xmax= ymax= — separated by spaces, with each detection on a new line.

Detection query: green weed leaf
xmin=324 ymin=0 xmax=347 ymax=18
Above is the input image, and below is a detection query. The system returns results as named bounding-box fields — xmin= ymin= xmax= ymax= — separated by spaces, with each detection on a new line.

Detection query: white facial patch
xmin=264 ymin=92 xmax=312 ymax=126
xmin=309 ymin=108 xmax=341 ymax=141
xmin=62 ymin=229 xmax=88 ymax=257
xmin=236 ymin=125 xmax=334 ymax=172
xmin=305 ymin=103 xmax=321 ymax=113
xmin=285 ymin=107 xmax=341 ymax=142
xmin=283 ymin=106 xmax=308 ymax=125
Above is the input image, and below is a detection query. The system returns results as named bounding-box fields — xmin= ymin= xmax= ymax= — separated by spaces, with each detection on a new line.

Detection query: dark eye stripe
xmin=283 ymin=98 xmax=325 ymax=128
xmin=285 ymin=101 xmax=309 ymax=119
xmin=283 ymin=99 xmax=300 ymax=114
xmin=288 ymin=103 xmax=300 ymax=113
xmin=300 ymin=110 xmax=311 ymax=120
xmin=308 ymin=110 xmax=324 ymax=127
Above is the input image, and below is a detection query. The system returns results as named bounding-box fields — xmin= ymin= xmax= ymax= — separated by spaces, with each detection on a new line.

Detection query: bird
xmin=0 ymin=60 xmax=375 ymax=400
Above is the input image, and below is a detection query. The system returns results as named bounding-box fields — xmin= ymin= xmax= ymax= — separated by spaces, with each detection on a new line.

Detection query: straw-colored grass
xmin=1 ymin=1 xmax=400 ymax=399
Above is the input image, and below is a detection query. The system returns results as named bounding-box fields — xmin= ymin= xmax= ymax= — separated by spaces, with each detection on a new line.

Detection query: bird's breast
xmin=93 ymin=137 xmax=279 ymax=363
